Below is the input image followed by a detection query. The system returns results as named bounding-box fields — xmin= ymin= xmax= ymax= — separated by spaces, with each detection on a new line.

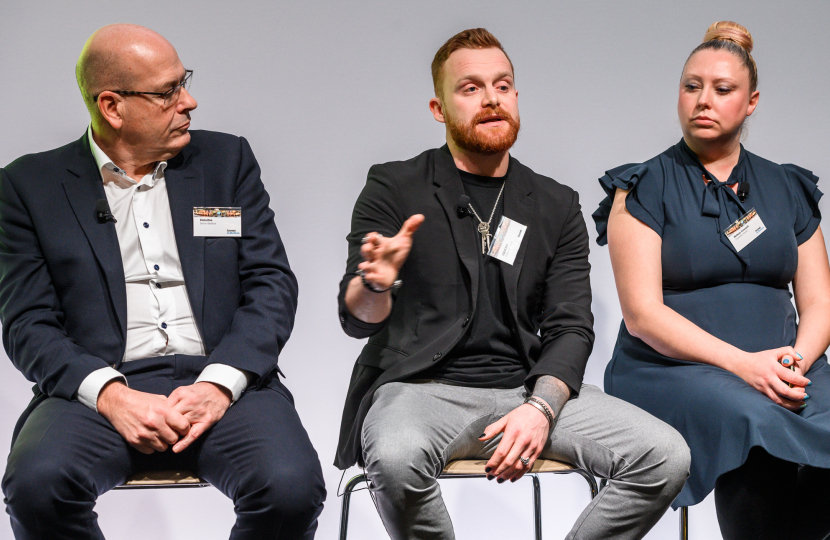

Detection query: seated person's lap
xmin=3 ymin=382 xmax=323 ymax=511
xmin=363 ymin=382 xmax=685 ymax=480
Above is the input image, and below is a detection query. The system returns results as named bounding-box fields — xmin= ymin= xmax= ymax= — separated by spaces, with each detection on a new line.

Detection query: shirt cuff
xmin=77 ymin=367 xmax=127 ymax=412
xmin=195 ymin=364 xmax=250 ymax=403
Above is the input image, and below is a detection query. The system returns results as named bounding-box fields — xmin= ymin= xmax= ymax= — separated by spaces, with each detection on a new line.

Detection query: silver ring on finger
xmin=519 ymin=456 xmax=530 ymax=467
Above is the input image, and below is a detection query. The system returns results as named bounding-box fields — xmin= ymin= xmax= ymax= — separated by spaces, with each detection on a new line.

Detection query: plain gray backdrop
xmin=1 ymin=0 xmax=828 ymax=538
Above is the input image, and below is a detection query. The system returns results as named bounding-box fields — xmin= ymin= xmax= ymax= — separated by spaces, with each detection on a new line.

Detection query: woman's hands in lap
xmin=731 ymin=347 xmax=810 ymax=411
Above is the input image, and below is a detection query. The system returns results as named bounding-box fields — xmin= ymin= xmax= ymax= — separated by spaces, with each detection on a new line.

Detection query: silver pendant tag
xmin=478 ymin=222 xmax=491 ymax=254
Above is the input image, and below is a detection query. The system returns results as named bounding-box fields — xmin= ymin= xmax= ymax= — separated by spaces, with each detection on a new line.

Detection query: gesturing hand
xmin=97 ymin=382 xmax=191 ymax=454
xmin=167 ymin=382 xmax=232 ymax=453
xmin=732 ymin=346 xmax=811 ymax=411
xmin=359 ymin=214 xmax=424 ymax=290
xmin=479 ymin=402 xmax=552 ymax=483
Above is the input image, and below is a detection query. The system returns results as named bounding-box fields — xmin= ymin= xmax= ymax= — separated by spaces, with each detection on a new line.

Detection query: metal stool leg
xmin=339 ymin=474 xmax=367 ymax=540
xmin=530 ymin=469 xmax=597 ymax=540
xmin=340 ymin=467 xmax=597 ymax=539
xmin=531 ymin=474 xmax=542 ymax=540
xmin=679 ymin=506 xmax=688 ymax=540
xmin=573 ymin=468 xmax=599 ymax=499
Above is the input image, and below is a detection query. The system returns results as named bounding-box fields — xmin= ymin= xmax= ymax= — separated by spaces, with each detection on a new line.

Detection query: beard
xmin=446 ymin=106 xmax=521 ymax=155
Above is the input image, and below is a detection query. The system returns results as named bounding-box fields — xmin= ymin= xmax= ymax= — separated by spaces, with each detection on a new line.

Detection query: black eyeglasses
xmin=95 ymin=70 xmax=193 ymax=106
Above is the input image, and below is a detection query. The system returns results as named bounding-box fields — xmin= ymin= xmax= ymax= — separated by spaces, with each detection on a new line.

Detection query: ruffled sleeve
xmin=592 ymin=162 xmax=665 ymax=246
xmin=783 ymin=164 xmax=823 ymax=245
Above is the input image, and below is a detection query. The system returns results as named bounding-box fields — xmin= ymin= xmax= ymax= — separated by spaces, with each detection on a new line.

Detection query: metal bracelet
xmin=359 ymin=270 xmax=402 ymax=293
xmin=524 ymin=396 xmax=554 ymax=428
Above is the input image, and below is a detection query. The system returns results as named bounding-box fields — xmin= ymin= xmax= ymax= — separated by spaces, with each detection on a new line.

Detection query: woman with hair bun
xmin=594 ymin=21 xmax=830 ymax=540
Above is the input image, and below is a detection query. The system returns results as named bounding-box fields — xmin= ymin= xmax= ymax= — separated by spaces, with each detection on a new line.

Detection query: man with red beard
xmin=335 ymin=28 xmax=690 ymax=539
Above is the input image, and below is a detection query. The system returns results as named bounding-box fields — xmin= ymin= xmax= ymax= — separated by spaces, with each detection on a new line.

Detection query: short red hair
xmin=431 ymin=28 xmax=513 ymax=97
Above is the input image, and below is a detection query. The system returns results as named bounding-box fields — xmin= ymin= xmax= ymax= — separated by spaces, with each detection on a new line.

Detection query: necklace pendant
xmin=478 ymin=222 xmax=490 ymax=254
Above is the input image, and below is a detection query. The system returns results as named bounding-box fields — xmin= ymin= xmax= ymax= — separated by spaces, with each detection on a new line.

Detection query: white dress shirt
xmin=76 ymin=127 xmax=248 ymax=411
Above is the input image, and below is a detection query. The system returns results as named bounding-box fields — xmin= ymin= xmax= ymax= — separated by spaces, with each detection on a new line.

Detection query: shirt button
xmin=154 ymin=264 xmax=160 ymax=271
xmin=462 ymin=317 xmax=470 ymax=327
xmin=161 ymin=322 xmax=167 ymax=329
xmin=433 ymin=352 xmax=442 ymax=361
xmin=155 ymin=283 xmax=161 ymax=289
xmin=143 ymin=222 xmax=149 ymax=228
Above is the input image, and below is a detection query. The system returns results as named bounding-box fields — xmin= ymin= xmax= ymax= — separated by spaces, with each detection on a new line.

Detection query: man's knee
xmin=3 ymin=399 xmax=128 ymax=522
xmin=3 ymin=446 xmax=88 ymax=518
xmin=238 ymin=452 xmax=326 ymax=519
xmin=363 ymin=425 xmax=439 ymax=491
xmin=630 ymin=422 xmax=691 ymax=496
xmin=658 ymin=427 xmax=691 ymax=484
xmin=277 ymin=456 xmax=326 ymax=518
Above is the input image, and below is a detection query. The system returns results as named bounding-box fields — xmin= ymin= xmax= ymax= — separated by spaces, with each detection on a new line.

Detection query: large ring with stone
xmin=519 ymin=456 xmax=530 ymax=467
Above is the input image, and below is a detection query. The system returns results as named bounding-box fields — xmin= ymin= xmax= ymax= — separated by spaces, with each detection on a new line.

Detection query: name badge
xmin=193 ymin=207 xmax=242 ymax=237
xmin=488 ymin=216 xmax=527 ymax=265
xmin=724 ymin=208 xmax=766 ymax=252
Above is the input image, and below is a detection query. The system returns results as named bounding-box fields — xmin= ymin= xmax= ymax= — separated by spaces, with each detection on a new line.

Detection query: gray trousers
xmin=362 ymin=382 xmax=690 ymax=540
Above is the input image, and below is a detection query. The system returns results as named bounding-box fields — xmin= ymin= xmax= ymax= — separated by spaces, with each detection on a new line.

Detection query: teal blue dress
xmin=593 ymin=139 xmax=830 ymax=508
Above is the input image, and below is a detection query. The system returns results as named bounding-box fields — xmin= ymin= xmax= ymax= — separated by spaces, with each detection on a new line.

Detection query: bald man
xmin=0 ymin=24 xmax=324 ymax=539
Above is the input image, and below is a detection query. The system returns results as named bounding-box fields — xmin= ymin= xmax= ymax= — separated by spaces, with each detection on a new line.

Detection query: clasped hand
xmin=479 ymin=401 xmax=552 ymax=483
xmin=732 ymin=346 xmax=811 ymax=411
xmin=97 ymin=381 xmax=231 ymax=454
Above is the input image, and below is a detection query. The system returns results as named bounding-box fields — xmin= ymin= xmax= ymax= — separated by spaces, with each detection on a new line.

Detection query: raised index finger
xmin=395 ymin=214 xmax=425 ymax=239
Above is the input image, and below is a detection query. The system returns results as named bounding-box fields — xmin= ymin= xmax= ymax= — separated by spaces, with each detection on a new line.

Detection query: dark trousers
xmin=715 ymin=446 xmax=830 ymax=540
xmin=1 ymin=355 xmax=326 ymax=540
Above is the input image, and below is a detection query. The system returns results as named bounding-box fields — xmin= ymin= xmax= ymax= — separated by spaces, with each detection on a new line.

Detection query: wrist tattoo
xmin=531 ymin=375 xmax=571 ymax=421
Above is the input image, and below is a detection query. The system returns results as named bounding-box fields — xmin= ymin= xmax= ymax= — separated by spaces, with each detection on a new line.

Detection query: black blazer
xmin=0 ymin=131 xmax=298 ymax=408
xmin=335 ymin=146 xmax=594 ymax=468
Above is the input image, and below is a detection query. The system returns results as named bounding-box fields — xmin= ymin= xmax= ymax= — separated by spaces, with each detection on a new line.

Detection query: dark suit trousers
xmin=1 ymin=355 xmax=325 ymax=540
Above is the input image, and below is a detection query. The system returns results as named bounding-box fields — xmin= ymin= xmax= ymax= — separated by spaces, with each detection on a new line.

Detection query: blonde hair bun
xmin=703 ymin=21 xmax=753 ymax=53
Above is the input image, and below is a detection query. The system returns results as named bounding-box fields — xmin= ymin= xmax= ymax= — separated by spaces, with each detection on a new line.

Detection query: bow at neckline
xmin=701 ymin=175 xmax=742 ymax=218
xmin=679 ymin=139 xmax=751 ymax=265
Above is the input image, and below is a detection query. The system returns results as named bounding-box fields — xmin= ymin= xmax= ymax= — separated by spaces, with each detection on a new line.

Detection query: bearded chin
xmin=448 ymin=114 xmax=521 ymax=155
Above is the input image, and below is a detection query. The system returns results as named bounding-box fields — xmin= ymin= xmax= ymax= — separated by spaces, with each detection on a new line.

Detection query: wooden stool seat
xmin=114 ymin=470 xmax=210 ymax=490
xmin=441 ymin=458 xmax=575 ymax=475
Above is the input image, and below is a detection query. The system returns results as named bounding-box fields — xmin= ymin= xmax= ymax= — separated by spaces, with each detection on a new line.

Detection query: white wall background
xmin=1 ymin=0 xmax=828 ymax=538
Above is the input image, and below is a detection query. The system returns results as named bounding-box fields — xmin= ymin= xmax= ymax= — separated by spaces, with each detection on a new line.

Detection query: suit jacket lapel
xmin=165 ymin=153 xmax=205 ymax=333
xmin=500 ymin=157 xmax=535 ymax=317
xmin=63 ymin=134 xmax=128 ymax=341
xmin=432 ymin=146 xmax=480 ymax=311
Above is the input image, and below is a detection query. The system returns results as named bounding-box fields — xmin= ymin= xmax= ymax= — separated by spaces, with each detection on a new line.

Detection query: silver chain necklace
xmin=467 ymin=181 xmax=505 ymax=255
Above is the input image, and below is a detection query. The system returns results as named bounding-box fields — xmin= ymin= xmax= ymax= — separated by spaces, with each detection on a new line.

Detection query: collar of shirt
xmin=87 ymin=125 xmax=167 ymax=189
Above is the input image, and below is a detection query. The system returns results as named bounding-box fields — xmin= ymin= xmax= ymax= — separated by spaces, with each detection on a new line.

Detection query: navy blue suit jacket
xmin=0 ymin=130 xmax=298 ymax=408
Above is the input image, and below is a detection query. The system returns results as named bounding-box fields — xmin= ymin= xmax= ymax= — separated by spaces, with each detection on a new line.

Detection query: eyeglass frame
xmin=93 ymin=70 xmax=193 ymax=105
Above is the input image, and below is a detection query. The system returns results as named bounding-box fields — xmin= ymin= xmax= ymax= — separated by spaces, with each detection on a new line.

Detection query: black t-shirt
xmin=418 ymin=166 xmax=528 ymax=388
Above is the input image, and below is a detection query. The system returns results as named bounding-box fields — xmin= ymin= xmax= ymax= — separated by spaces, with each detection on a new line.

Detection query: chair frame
xmin=679 ymin=506 xmax=688 ymax=540
xmin=339 ymin=460 xmax=598 ymax=540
